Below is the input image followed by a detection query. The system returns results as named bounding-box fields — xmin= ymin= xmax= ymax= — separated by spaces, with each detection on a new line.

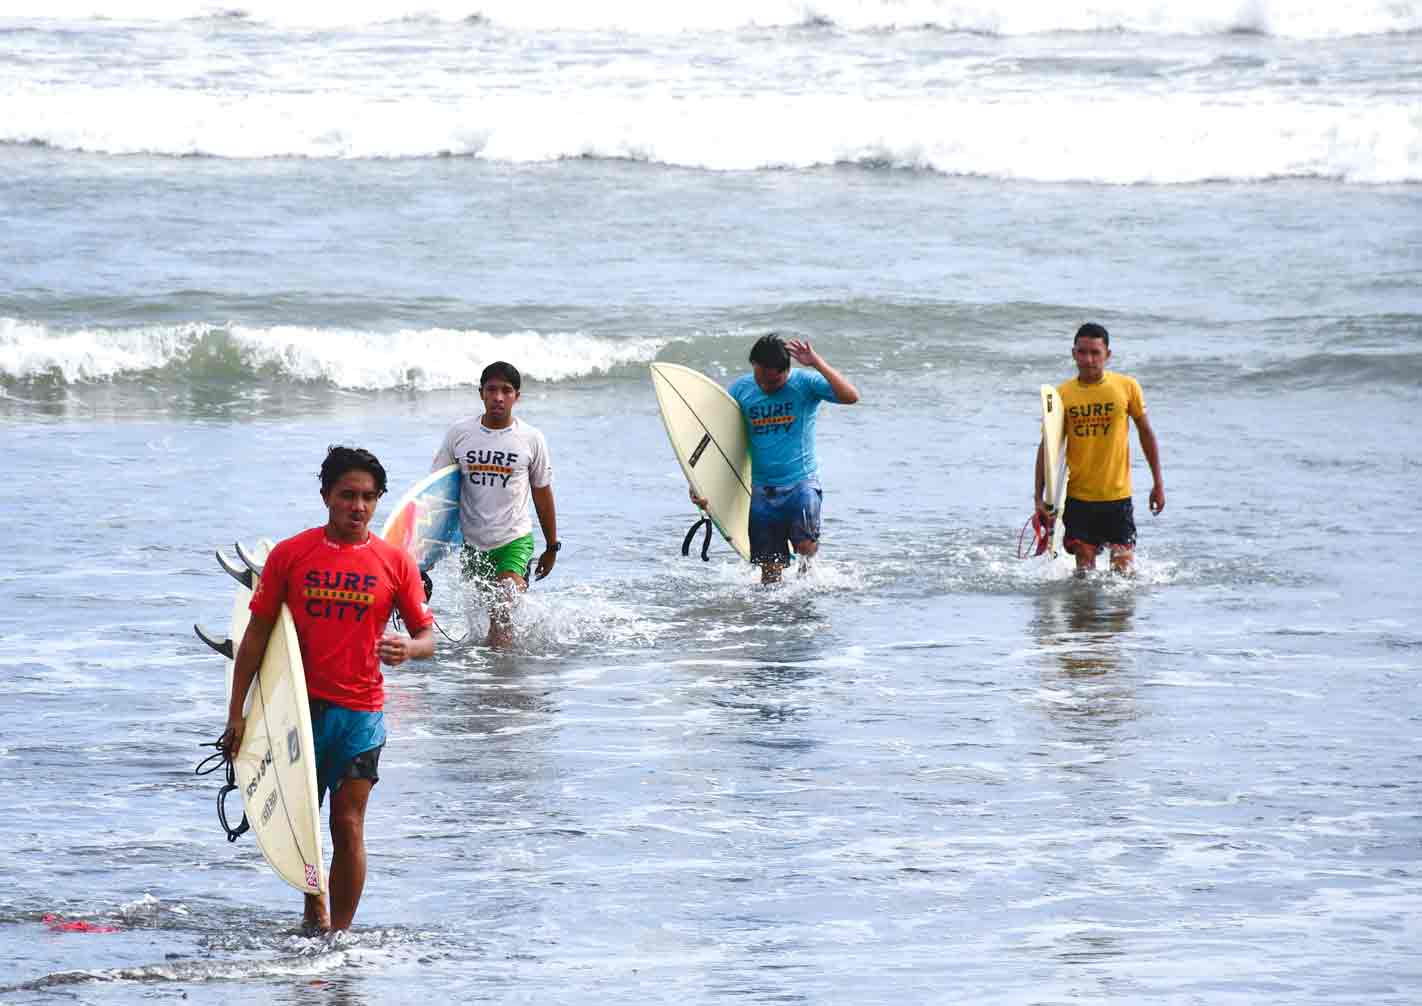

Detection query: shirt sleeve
xmin=431 ymin=427 xmax=456 ymax=471
xmin=729 ymin=375 xmax=752 ymax=411
xmin=802 ymin=370 xmax=835 ymax=403
xmin=528 ymin=431 xmax=553 ymax=490
xmin=248 ymin=541 xmax=291 ymax=620
xmin=1127 ymin=377 xmax=1146 ymax=419
xmin=394 ymin=549 xmax=435 ymax=633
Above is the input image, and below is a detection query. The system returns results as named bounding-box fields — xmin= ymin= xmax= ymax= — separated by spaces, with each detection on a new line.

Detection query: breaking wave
xmin=0 ymin=319 xmax=665 ymax=389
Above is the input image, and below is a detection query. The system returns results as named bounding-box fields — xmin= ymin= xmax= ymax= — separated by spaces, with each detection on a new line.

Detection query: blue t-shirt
xmin=729 ymin=369 xmax=837 ymax=487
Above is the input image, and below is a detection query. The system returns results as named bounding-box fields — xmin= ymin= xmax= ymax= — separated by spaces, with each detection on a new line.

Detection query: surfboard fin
xmin=193 ymin=624 xmax=234 ymax=660
xmin=215 ymin=548 xmax=254 ymax=588
xmin=234 ymin=540 xmax=265 ymax=577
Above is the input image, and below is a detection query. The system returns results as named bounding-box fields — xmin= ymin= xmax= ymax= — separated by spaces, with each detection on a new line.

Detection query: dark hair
xmin=1074 ymin=322 xmax=1110 ymax=348
xmin=748 ymin=333 xmax=791 ymax=371
xmin=480 ymin=360 xmax=522 ymax=391
xmin=319 ymin=446 xmax=387 ymax=496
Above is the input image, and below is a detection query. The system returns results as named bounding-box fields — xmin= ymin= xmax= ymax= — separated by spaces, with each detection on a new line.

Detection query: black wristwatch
xmin=548 ymin=541 xmax=561 ymax=553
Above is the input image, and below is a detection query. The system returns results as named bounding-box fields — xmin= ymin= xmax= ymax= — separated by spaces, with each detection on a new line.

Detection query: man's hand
xmin=1034 ymin=496 xmax=1055 ymax=522
xmin=1149 ymin=484 xmax=1165 ymax=515
xmin=220 ymin=715 xmax=246 ymax=760
xmin=377 ymin=633 xmax=416 ymax=666
xmin=786 ymin=339 xmax=821 ymax=368
xmin=689 ymin=487 xmax=708 ymax=510
xmin=534 ymin=546 xmax=557 ymax=581
xmin=787 ymin=338 xmax=859 ymax=404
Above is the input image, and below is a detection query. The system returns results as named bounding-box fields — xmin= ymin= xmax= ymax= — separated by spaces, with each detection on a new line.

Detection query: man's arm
xmin=1033 ymin=439 xmax=1050 ymax=519
xmin=221 ymin=613 xmax=274 ymax=758
xmin=1135 ymin=412 xmax=1165 ymax=514
xmin=787 ymin=340 xmax=859 ymax=404
xmin=531 ymin=484 xmax=559 ymax=579
xmin=378 ymin=625 xmax=435 ymax=665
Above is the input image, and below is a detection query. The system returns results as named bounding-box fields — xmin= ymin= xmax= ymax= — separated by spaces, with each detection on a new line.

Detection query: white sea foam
xmin=10 ymin=0 xmax=1422 ymax=37
xmin=0 ymin=318 xmax=664 ymax=388
xmin=4 ymin=88 xmax=1417 ymax=183
xmin=3 ymin=2 xmax=1418 ymax=182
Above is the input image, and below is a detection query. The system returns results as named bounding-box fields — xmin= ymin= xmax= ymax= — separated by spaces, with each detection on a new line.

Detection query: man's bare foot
xmin=302 ymin=892 xmax=329 ymax=934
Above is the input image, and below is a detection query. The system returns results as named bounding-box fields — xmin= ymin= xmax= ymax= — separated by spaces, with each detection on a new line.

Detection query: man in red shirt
xmin=221 ymin=446 xmax=435 ymax=932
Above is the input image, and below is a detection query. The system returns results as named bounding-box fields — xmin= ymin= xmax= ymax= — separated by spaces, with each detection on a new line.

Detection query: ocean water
xmin=2 ymin=2 xmax=1421 ymax=1002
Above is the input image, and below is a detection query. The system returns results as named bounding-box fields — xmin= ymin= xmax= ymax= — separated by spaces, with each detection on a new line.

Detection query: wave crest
xmin=0 ymin=319 xmax=664 ymax=388
xmin=4 ymin=92 xmax=1418 ymax=184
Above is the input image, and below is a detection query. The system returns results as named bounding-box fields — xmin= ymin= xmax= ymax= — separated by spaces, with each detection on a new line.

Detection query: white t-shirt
xmin=432 ymin=416 xmax=553 ymax=551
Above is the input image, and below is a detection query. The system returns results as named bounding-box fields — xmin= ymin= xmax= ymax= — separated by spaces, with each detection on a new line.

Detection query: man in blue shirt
xmin=695 ymin=333 xmax=860 ymax=584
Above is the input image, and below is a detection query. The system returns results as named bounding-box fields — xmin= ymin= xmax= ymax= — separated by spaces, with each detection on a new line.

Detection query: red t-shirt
xmin=249 ymin=527 xmax=434 ymax=711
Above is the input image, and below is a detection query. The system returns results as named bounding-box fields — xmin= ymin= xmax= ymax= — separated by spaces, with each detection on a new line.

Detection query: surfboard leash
xmin=385 ymin=570 xmax=472 ymax=645
xmin=682 ymin=514 xmax=713 ymax=561
xmin=194 ymin=740 xmax=250 ymax=843
xmin=430 ymin=615 xmax=471 ymax=645
xmin=1017 ymin=512 xmax=1052 ymax=559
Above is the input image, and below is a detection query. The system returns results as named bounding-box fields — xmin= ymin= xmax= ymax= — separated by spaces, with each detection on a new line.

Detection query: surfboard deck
xmin=223 ymin=538 xmax=325 ymax=895
xmin=650 ymin=362 xmax=752 ymax=562
xmin=1040 ymin=384 xmax=1068 ymax=559
xmin=380 ymin=464 xmax=463 ymax=571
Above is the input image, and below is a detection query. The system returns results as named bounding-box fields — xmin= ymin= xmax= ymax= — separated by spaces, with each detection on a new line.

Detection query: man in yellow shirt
xmin=1035 ymin=323 xmax=1165 ymax=573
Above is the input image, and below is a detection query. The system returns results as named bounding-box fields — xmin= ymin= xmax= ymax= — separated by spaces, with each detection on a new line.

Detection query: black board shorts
xmin=1063 ymin=497 xmax=1137 ymax=549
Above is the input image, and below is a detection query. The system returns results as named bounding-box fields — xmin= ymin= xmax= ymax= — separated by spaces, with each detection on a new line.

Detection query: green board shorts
xmin=461 ymin=534 xmax=535 ymax=582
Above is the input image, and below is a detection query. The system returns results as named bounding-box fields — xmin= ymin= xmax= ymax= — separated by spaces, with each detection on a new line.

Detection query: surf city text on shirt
xmin=463 ymin=448 xmax=518 ymax=488
xmin=300 ymin=569 xmax=379 ymax=621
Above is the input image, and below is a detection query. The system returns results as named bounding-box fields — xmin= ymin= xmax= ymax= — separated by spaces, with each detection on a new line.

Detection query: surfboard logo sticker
xmin=287 ymin=727 xmax=301 ymax=765
xmin=688 ymin=432 xmax=712 ymax=467
xmin=246 ymin=749 xmax=274 ymax=797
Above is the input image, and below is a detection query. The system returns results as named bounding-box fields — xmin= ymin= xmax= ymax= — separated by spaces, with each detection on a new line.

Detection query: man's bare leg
xmin=1109 ymin=544 xmax=1136 ymax=575
xmin=487 ymin=571 xmax=526 ymax=648
xmin=794 ymin=538 xmax=818 ymax=576
xmin=303 ymin=891 xmax=329 ymax=933
xmin=327 ymin=777 xmax=373 ymax=932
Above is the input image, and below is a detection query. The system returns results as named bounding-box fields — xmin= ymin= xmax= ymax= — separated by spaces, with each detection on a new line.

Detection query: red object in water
xmin=43 ymin=914 xmax=120 ymax=933
xmin=1016 ymin=512 xmax=1051 ymax=558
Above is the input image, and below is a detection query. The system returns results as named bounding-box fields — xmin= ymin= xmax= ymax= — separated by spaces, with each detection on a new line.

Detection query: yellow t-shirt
xmin=1059 ymin=372 xmax=1145 ymax=502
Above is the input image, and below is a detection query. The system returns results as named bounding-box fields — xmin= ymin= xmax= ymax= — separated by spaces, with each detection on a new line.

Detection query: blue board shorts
xmin=309 ymin=700 xmax=386 ymax=804
xmin=748 ymin=479 xmax=822 ymax=565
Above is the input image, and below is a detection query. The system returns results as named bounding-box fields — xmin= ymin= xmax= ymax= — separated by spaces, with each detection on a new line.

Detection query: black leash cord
xmin=432 ymin=615 xmax=470 ymax=645
xmin=194 ymin=740 xmax=250 ymax=843
xmin=394 ymin=606 xmax=470 ymax=645
xmin=392 ymin=570 xmax=470 ymax=644
xmin=682 ymin=515 xmax=713 ymax=561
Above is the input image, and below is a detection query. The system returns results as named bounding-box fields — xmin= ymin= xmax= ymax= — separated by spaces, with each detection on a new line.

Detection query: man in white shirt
xmin=432 ymin=361 xmax=559 ymax=647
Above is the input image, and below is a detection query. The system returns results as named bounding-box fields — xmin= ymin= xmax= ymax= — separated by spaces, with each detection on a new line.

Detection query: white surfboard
xmin=650 ymin=362 xmax=752 ymax=562
xmin=223 ymin=539 xmax=325 ymax=895
xmin=380 ymin=464 xmax=463 ymax=571
xmin=1040 ymin=384 xmax=1068 ymax=559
